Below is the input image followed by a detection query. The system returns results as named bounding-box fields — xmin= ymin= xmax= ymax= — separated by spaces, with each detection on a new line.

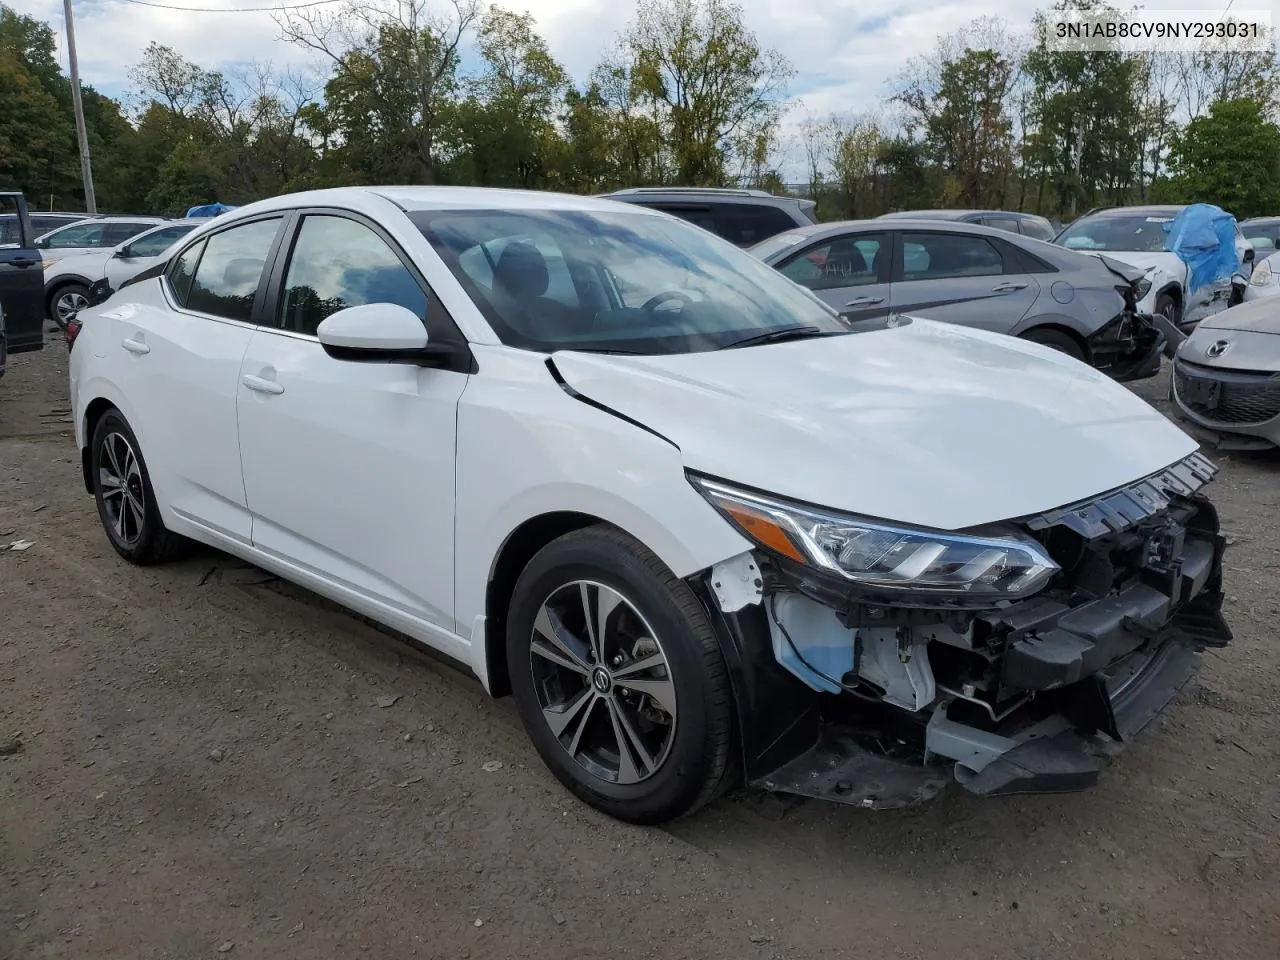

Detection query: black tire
xmin=48 ymin=282 xmax=91 ymax=332
xmin=506 ymin=525 xmax=735 ymax=824
xmin=89 ymin=409 xmax=190 ymax=565
xmin=1020 ymin=327 xmax=1085 ymax=361
xmin=1154 ymin=292 xmax=1180 ymax=328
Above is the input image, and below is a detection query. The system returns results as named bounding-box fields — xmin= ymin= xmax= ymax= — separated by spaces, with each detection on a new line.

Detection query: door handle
xmin=9 ymin=257 xmax=39 ymax=268
xmin=121 ymin=338 xmax=150 ymax=355
xmin=991 ymin=282 xmax=1028 ymax=293
xmin=844 ymin=296 xmax=885 ymax=307
xmin=241 ymin=374 xmax=284 ymax=395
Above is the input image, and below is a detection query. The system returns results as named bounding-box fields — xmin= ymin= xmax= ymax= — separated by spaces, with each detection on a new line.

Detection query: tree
xmin=278 ymin=0 xmax=480 ymax=184
xmin=1023 ymin=0 xmax=1146 ymax=216
xmin=618 ymin=0 xmax=792 ymax=186
xmin=1166 ymin=98 xmax=1280 ymax=217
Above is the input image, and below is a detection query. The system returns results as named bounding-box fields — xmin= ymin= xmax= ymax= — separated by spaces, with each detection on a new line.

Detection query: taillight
xmin=64 ymin=317 xmax=82 ymax=351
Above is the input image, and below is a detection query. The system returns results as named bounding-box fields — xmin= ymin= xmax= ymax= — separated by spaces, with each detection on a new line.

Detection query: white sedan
xmin=68 ymin=187 xmax=1231 ymax=823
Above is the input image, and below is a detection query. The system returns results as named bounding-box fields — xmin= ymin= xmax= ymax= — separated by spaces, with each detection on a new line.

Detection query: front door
xmin=0 ymin=193 xmax=46 ymax=354
xmin=889 ymin=230 xmax=1040 ymax=334
xmin=773 ymin=231 xmax=893 ymax=327
xmin=235 ymin=212 xmax=468 ymax=633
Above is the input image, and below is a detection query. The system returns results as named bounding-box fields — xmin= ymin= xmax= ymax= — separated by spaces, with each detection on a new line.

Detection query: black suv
xmin=600 ymin=187 xmax=818 ymax=247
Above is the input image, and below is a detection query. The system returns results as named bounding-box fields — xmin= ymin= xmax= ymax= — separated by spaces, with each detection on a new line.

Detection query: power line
xmin=112 ymin=0 xmax=342 ymax=12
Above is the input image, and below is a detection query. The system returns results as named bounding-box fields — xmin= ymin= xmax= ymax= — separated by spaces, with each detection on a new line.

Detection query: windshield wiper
xmin=720 ymin=325 xmax=829 ymax=350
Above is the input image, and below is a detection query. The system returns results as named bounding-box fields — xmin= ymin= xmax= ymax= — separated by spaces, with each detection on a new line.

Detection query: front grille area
xmin=1174 ymin=359 xmax=1280 ymax=426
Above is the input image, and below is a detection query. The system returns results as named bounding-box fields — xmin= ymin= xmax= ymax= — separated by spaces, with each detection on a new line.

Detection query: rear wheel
xmin=89 ymin=409 xmax=189 ymax=565
xmin=505 ymin=526 xmax=735 ymax=824
xmin=49 ymin=282 xmax=90 ymax=332
xmin=1020 ymin=327 xmax=1085 ymax=362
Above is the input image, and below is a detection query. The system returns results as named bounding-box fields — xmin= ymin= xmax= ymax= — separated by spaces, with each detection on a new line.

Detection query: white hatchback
xmin=69 ymin=187 xmax=1232 ymax=823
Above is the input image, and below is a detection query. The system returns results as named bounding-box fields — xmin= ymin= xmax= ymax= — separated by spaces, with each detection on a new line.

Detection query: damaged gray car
xmin=750 ymin=218 xmax=1168 ymax=381
xmin=1170 ymin=297 xmax=1280 ymax=450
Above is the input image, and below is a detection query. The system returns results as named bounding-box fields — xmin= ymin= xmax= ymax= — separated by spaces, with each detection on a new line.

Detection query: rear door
xmin=888 ymin=229 xmax=1039 ymax=334
xmin=0 ymin=193 xmax=46 ymax=354
xmin=772 ymin=230 xmax=892 ymax=326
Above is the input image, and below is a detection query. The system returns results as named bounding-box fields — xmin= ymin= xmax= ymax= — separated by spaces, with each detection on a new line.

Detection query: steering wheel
xmin=640 ymin=290 xmax=693 ymax=313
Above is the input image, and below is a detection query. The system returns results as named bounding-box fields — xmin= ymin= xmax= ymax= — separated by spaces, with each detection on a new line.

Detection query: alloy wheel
xmin=56 ymin=290 xmax=88 ymax=326
xmin=99 ymin=431 xmax=146 ymax=546
xmin=529 ymin=581 xmax=678 ymax=785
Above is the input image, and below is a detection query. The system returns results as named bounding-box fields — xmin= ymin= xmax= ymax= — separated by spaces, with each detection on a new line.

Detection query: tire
xmin=505 ymin=525 xmax=735 ymax=824
xmin=89 ymin=409 xmax=189 ymax=565
xmin=48 ymin=282 xmax=91 ymax=332
xmin=1154 ymin=292 xmax=1180 ymax=328
xmin=1020 ymin=327 xmax=1085 ymax=361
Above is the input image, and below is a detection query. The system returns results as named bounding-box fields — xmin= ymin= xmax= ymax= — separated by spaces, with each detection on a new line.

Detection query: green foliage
xmin=1166 ymin=99 xmax=1280 ymax=218
xmin=5 ymin=0 xmax=1280 ymax=222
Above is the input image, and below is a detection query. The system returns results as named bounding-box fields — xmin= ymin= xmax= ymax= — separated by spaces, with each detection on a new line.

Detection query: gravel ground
xmin=2 ymin=339 xmax=1278 ymax=960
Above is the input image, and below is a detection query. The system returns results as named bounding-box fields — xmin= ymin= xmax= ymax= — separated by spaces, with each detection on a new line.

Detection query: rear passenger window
xmin=166 ymin=240 xmax=205 ymax=307
xmin=185 ymin=218 xmax=282 ymax=322
xmin=982 ymin=217 xmax=1020 ymax=235
xmin=900 ymin=232 xmax=1006 ymax=281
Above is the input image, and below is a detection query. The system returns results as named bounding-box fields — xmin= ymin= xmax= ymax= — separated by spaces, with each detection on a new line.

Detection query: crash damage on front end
xmin=687 ymin=452 xmax=1231 ymax=809
xmin=1087 ymin=254 xmax=1169 ymax=382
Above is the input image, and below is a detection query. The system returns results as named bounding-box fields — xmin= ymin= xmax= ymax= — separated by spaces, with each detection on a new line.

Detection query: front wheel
xmin=506 ymin=526 xmax=735 ymax=824
xmin=49 ymin=283 xmax=91 ymax=332
xmin=1154 ymin=292 xmax=1180 ymax=328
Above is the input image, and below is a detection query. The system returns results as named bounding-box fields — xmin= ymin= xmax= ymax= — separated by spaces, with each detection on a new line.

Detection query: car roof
xmin=222 ymin=186 xmax=650 ymax=219
xmin=1081 ymin=205 xmax=1184 ymax=218
xmin=880 ymin=209 xmax=1048 ymax=220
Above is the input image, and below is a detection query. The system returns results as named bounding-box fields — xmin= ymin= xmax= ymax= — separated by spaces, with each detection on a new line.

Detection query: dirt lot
xmin=2 ymin=339 xmax=1278 ymax=960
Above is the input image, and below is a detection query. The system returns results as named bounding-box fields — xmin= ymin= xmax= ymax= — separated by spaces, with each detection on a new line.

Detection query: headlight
xmin=1134 ymin=275 xmax=1152 ymax=299
xmin=1251 ymin=259 xmax=1272 ymax=287
xmin=691 ymin=476 xmax=1059 ymax=602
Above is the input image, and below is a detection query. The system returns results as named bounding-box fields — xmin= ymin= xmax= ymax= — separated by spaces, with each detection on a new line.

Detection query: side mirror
xmin=316 ymin=302 xmax=436 ymax=363
xmin=112 ymin=245 xmax=128 ymax=259
xmin=1244 ymin=247 xmax=1256 ymax=263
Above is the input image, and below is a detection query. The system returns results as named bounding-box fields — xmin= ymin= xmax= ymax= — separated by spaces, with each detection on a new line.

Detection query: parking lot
xmin=2 ymin=340 xmax=1277 ymax=960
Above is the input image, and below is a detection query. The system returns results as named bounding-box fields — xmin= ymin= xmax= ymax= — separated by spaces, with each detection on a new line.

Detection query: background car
xmin=1239 ymin=215 xmax=1280 ymax=257
xmin=750 ymin=217 xmax=1162 ymax=380
xmin=0 ymin=192 xmax=45 ymax=357
xmin=36 ymin=216 xmax=166 ymax=261
xmin=0 ymin=211 xmax=95 ymax=246
xmin=1242 ymin=247 xmax=1280 ymax=302
xmin=878 ymin=208 xmax=1058 ymax=241
xmin=44 ymin=219 xmax=203 ymax=328
xmin=600 ymin=187 xmax=817 ymax=247
xmin=1169 ymin=297 xmax=1280 ymax=450
xmin=1053 ymin=205 xmax=1251 ymax=328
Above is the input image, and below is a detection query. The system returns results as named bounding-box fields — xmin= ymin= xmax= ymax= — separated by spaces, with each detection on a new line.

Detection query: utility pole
xmin=62 ymin=0 xmax=97 ymax=214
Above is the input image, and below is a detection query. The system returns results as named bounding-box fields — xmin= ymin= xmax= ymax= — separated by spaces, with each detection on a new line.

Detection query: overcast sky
xmin=5 ymin=0 xmax=1262 ymax=175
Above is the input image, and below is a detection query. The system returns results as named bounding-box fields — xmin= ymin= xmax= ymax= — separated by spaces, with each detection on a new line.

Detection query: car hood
xmin=1194 ymin=297 xmax=1280 ymax=334
xmin=1086 ymin=250 xmax=1186 ymax=277
xmin=1179 ymin=308 xmax=1280 ymax=372
xmin=552 ymin=320 xmax=1198 ymax=531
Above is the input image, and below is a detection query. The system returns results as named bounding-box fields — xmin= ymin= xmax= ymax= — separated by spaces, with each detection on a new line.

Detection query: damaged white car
xmin=67 ymin=187 xmax=1232 ymax=823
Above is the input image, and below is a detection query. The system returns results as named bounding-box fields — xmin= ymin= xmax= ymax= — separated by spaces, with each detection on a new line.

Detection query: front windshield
xmin=413 ymin=208 xmax=848 ymax=354
xmin=1055 ymin=214 xmax=1174 ymax=253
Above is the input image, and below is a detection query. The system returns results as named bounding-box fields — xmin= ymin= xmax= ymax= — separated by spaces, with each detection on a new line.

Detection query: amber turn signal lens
xmin=721 ymin=502 xmax=807 ymax=564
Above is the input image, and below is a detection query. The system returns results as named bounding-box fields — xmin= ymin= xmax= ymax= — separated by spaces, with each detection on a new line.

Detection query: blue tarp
xmin=1163 ymin=203 xmax=1241 ymax=296
xmin=185 ymin=202 xmax=237 ymax=218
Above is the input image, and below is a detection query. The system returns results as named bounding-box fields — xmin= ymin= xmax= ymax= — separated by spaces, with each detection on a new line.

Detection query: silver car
xmin=1169 ymin=297 xmax=1280 ymax=450
xmin=750 ymin=218 xmax=1165 ymax=381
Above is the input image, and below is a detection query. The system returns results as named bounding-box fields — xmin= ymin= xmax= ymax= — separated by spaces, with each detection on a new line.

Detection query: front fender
xmin=454 ymin=345 xmax=751 ymax=682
